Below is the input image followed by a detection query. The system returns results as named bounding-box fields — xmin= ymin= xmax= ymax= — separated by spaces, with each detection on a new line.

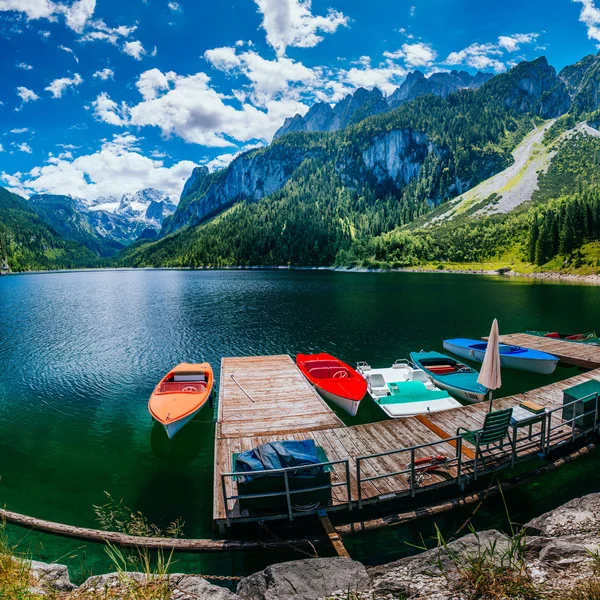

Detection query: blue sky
xmin=1 ymin=0 xmax=599 ymax=202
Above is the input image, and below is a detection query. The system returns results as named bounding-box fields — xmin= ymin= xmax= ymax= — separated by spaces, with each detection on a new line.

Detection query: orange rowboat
xmin=148 ymin=363 xmax=213 ymax=438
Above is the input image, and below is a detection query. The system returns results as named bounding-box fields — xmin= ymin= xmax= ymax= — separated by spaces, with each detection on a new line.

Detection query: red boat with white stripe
xmin=296 ymin=353 xmax=367 ymax=416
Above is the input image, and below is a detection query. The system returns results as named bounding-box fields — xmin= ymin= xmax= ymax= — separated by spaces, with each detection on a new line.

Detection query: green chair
xmin=457 ymin=408 xmax=515 ymax=475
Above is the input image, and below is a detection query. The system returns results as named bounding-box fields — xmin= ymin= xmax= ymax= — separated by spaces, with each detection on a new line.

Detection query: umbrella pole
xmin=488 ymin=390 xmax=493 ymax=412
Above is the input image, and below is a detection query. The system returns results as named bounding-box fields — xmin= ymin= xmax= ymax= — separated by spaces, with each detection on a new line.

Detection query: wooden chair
xmin=457 ymin=408 xmax=515 ymax=475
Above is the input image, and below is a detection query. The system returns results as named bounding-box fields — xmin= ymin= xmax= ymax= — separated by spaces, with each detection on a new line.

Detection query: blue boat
xmin=410 ymin=351 xmax=488 ymax=404
xmin=443 ymin=338 xmax=559 ymax=375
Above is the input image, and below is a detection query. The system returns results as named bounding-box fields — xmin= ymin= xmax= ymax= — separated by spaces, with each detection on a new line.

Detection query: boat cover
xmin=379 ymin=381 xmax=450 ymax=405
xmin=235 ymin=439 xmax=322 ymax=480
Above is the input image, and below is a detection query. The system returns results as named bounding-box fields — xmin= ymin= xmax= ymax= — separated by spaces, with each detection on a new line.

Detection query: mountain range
xmin=26 ymin=188 xmax=176 ymax=258
xmin=274 ymin=69 xmax=494 ymax=138
xmin=4 ymin=53 xmax=600 ymax=274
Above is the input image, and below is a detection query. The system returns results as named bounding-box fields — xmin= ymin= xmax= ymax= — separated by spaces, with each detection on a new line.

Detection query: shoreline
xmin=2 ymin=264 xmax=600 ymax=284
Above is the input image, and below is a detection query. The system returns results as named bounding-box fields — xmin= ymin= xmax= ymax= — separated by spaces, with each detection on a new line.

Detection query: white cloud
xmin=574 ymin=0 xmax=600 ymax=41
xmin=10 ymin=127 xmax=29 ymax=133
xmin=17 ymin=142 xmax=32 ymax=153
xmin=2 ymin=133 xmax=197 ymax=202
xmin=123 ymin=40 xmax=145 ymax=60
xmin=0 ymin=0 xmax=56 ymax=21
xmin=401 ymin=42 xmax=437 ymax=67
xmin=0 ymin=143 xmax=3 ymax=152
xmin=0 ymin=0 xmax=96 ymax=32
xmin=93 ymin=68 xmax=114 ymax=80
xmin=92 ymin=92 xmax=128 ymax=125
xmin=253 ymin=0 xmax=348 ymax=56
xmin=168 ymin=1 xmax=181 ymax=10
xmin=331 ymin=57 xmax=406 ymax=97
xmin=93 ymin=69 xmax=309 ymax=146
xmin=409 ymin=5 xmax=416 ymax=16
xmin=16 ymin=62 xmax=33 ymax=70
xmin=58 ymin=44 xmax=79 ymax=61
xmin=39 ymin=29 xmax=50 ymax=38
xmin=79 ymin=19 xmax=137 ymax=44
xmin=446 ymin=43 xmax=506 ymax=72
xmin=45 ymin=73 xmax=83 ymax=98
xmin=16 ymin=86 xmax=39 ymax=103
xmin=446 ymin=33 xmax=539 ymax=73
xmin=497 ymin=33 xmax=539 ymax=52
xmin=205 ymin=46 xmax=319 ymax=106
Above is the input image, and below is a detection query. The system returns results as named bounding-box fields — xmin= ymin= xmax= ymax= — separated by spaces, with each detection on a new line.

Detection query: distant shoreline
xmin=2 ymin=264 xmax=600 ymax=284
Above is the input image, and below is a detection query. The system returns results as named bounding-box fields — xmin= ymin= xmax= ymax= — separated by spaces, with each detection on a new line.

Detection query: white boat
xmin=356 ymin=360 xmax=462 ymax=418
xmin=443 ymin=338 xmax=559 ymax=375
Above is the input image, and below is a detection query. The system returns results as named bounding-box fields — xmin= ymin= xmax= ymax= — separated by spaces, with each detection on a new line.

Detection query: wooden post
xmin=318 ymin=512 xmax=350 ymax=558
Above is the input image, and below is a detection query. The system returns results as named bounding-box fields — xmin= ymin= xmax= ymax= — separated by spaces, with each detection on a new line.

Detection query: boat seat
xmin=174 ymin=374 xmax=206 ymax=382
xmin=367 ymin=374 xmax=388 ymax=396
xmin=427 ymin=365 xmax=456 ymax=375
xmin=308 ymin=367 xmax=330 ymax=379
xmin=412 ymin=370 xmax=429 ymax=383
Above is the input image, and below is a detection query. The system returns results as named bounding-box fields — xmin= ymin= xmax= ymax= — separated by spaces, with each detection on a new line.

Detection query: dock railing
xmin=218 ymin=395 xmax=600 ymax=525
xmin=544 ymin=392 xmax=600 ymax=454
xmin=220 ymin=458 xmax=352 ymax=526
xmin=355 ymin=436 xmax=463 ymax=509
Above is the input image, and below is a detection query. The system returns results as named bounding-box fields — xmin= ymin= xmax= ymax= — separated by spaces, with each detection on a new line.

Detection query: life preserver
xmin=409 ymin=455 xmax=448 ymax=473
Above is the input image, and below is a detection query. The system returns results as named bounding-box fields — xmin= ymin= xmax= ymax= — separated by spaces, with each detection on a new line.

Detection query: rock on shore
xmin=22 ymin=493 xmax=600 ymax=600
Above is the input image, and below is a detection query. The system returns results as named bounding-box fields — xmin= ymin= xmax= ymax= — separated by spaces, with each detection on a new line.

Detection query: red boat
xmin=296 ymin=353 xmax=367 ymax=416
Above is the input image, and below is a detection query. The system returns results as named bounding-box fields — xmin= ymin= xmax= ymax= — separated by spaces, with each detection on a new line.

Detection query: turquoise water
xmin=0 ymin=269 xmax=599 ymax=580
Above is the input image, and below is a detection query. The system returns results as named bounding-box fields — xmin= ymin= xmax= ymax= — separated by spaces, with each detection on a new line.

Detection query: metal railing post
xmin=473 ymin=432 xmax=480 ymax=481
xmin=356 ymin=458 xmax=362 ymax=510
xmin=546 ymin=411 xmax=552 ymax=454
xmin=221 ymin=474 xmax=231 ymax=528
xmin=572 ymin=399 xmax=578 ymax=442
xmin=456 ymin=436 xmax=462 ymax=488
xmin=595 ymin=393 xmax=599 ymax=434
xmin=345 ymin=460 xmax=352 ymax=510
xmin=283 ymin=470 xmax=293 ymax=521
xmin=410 ymin=447 xmax=416 ymax=498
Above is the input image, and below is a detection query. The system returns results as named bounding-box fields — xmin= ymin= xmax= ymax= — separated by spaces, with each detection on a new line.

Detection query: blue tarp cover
xmin=235 ymin=439 xmax=321 ymax=478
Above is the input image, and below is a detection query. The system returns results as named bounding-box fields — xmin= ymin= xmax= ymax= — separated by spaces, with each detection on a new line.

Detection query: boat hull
xmin=429 ymin=377 xmax=486 ymax=404
xmin=443 ymin=341 xmax=558 ymax=375
xmin=316 ymin=386 xmax=361 ymax=417
xmin=159 ymin=400 xmax=208 ymax=439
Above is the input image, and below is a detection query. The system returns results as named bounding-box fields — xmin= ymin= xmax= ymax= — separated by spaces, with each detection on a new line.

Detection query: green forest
xmin=0 ymin=187 xmax=97 ymax=272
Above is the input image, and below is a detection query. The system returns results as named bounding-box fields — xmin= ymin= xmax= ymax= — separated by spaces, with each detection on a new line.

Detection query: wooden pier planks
xmin=214 ymin=355 xmax=600 ymax=527
xmin=218 ymin=355 xmax=343 ymax=438
xmin=214 ymin=355 xmax=344 ymax=522
xmin=491 ymin=333 xmax=600 ymax=369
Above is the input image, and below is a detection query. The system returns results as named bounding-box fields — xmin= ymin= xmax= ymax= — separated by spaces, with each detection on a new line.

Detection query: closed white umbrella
xmin=478 ymin=318 xmax=502 ymax=412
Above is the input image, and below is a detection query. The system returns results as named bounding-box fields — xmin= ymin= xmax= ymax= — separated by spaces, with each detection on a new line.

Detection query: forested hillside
xmin=120 ymin=60 xmax=550 ymax=268
xmin=0 ymin=187 xmax=98 ymax=272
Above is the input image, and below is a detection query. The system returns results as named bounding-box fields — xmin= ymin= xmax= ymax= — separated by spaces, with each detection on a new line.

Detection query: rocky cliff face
xmin=388 ymin=69 xmax=492 ymax=108
xmin=482 ymin=56 xmax=570 ymax=118
xmin=274 ymin=87 xmax=387 ymax=138
xmin=560 ymin=52 xmax=600 ymax=113
xmin=275 ymin=70 xmax=492 ymax=139
xmin=167 ymin=145 xmax=309 ymax=233
xmin=362 ymin=129 xmax=436 ymax=185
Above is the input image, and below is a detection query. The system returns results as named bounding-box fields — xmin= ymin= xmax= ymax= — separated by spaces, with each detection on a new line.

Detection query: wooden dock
xmin=213 ymin=355 xmax=343 ymax=523
xmin=493 ymin=333 xmax=600 ymax=369
xmin=214 ymin=355 xmax=600 ymax=530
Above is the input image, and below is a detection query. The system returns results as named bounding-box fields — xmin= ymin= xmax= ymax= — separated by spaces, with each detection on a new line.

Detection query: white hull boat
xmin=356 ymin=360 xmax=462 ymax=418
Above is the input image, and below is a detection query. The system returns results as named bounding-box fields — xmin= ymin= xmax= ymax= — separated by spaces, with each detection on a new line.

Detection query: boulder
xmin=525 ymin=493 xmax=600 ymax=537
xmin=80 ymin=572 xmax=240 ymax=599
xmin=236 ymin=557 xmax=369 ymax=600
xmin=30 ymin=560 xmax=76 ymax=592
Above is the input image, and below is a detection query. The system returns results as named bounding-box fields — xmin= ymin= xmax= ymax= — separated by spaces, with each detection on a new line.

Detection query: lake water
xmin=1 ymin=269 xmax=600 ymax=581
